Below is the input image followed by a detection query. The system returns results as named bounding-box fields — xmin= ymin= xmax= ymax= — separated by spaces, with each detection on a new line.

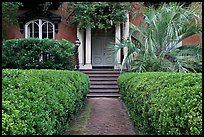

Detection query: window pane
xmin=42 ymin=33 xmax=47 ymax=39
xmin=25 ymin=19 xmax=54 ymax=39
xmin=34 ymin=22 xmax=39 ymax=38
xmin=42 ymin=22 xmax=47 ymax=32
xmin=27 ymin=21 xmax=39 ymax=38
xmin=48 ymin=23 xmax=54 ymax=39
xmin=48 ymin=33 xmax=53 ymax=39
xmin=28 ymin=23 xmax=32 ymax=37
xmin=48 ymin=23 xmax=53 ymax=33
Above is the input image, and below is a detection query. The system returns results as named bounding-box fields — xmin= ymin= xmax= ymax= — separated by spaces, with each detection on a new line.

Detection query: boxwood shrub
xmin=2 ymin=69 xmax=90 ymax=135
xmin=2 ymin=38 xmax=75 ymax=70
xmin=118 ymin=72 xmax=202 ymax=135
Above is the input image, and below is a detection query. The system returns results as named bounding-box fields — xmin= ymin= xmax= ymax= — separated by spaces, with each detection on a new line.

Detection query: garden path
xmin=64 ymin=97 xmax=138 ymax=135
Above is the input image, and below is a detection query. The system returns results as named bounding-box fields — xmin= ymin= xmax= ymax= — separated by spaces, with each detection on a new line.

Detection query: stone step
xmin=81 ymin=69 xmax=121 ymax=98
xmin=89 ymin=77 xmax=118 ymax=81
xmin=82 ymin=70 xmax=120 ymax=74
xmin=87 ymin=73 xmax=119 ymax=77
xmin=89 ymin=89 xmax=118 ymax=93
xmin=90 ymin=85 xmax=118 ymax=89
xmin=91 ymin=81 xmax=118 ymax=85
xmin=81 ymin=68 xmax=125 ymax=70
xmin=87 ymin=93 xmax=120 ymax=98
xmin=88 ymin=74 xmax=118 ymax=79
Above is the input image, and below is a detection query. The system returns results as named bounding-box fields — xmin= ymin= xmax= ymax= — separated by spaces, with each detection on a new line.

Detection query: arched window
xmin=25 ymin=19 xmax=55 ymax=39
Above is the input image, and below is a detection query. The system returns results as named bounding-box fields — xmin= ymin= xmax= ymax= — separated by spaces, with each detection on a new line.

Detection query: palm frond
xmin=112 ymin=2 xmax=202 ymax=72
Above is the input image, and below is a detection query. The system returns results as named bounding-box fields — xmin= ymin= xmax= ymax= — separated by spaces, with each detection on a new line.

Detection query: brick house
xmin=3 ymin=2 xmax=202 ymax=70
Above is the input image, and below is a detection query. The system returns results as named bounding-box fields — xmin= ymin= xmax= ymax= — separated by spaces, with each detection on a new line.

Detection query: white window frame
xmin=25 ymin=19 xmax=55 ymax=39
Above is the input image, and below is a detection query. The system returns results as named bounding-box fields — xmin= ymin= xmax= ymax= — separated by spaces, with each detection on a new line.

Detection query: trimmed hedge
xmin=2 ymin=38 xmax=75 ymax=70
xmin=2 ymin=69 xmax=90 ymax=135
xmin=118 ymin=72 xmax=202 ymax=135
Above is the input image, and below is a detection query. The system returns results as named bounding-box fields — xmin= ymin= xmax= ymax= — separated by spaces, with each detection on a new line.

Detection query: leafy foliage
xmin=66 ymin=2 xmax=130 ymax=31
xmin=112 ymin=2 xmax=202 ymax=72
xmin=2 ymin=2 xmax=23 ymax=25
xmin=2 ymin=38 xmax=75 ymax=70
xmin=118 ymin=72 xmax=202 ymax=135
xmin=2 ymin=69 xmax=90 ymax=135
xmin=2 ymin=2 xmax=23 ymax=38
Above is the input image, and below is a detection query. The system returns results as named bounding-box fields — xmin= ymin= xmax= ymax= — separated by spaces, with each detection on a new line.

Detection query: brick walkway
xmin=64 ymin=97 xmax=138 ymax=135
xmin=86 ymin=98 xmax=137 ymax=135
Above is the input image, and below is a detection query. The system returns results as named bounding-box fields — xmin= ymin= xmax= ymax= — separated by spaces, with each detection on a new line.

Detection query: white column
xmin=123 ymin=11 xmax=129 ymax=69
xmin=84 ymin=27 xmax=92 ymax=69
xmin=25 ymin=24 xmax=28 ymax=38
xmin=52 ymin=24 xmax=55 ymax=39
xmin=77 ymin=27 xmax=84 ymax=68
xmin=39 ymin=19 xmax=42 ymax=39
xmin=114 ymin=24 xmax=121 ymax=69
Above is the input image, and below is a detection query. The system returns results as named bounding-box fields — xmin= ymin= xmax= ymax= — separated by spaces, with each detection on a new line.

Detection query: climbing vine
xmin=2 ymin=2 xmax=23 ymax=39
xmin=2 ymin=2 xmax=23 ymax=25
xmin=66 ymin=2 xmax=131 ymax=31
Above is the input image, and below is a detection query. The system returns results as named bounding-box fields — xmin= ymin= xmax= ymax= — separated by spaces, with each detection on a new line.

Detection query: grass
xmin=64 ymin=99 xmax=92 ymax=135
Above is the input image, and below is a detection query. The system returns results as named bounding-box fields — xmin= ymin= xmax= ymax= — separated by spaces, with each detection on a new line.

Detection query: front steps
xmin=81 ymin=69 xmax=121 ymax=98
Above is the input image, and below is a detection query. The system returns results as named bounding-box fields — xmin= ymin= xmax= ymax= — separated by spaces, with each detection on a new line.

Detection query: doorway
xmin=91 ymin=28 xmax=115 ymax=67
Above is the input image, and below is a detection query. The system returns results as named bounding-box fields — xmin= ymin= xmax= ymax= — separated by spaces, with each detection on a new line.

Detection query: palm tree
xmin=112 ymin=2 xmax=202 ymax=72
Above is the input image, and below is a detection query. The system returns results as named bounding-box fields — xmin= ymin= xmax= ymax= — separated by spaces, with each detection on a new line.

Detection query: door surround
xmin=77 ymin=11 xmax=129 ymax=70
xmin=91 ymin=28 xmax=115 ymax=67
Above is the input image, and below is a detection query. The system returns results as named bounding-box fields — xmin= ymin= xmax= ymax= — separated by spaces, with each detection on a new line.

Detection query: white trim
xmin=32 ymin=21 xmax=34 ymax=37
xmin=84 ymin=27 xmax=92 ymax=69
xmin=39 ymin=19 xmax=42 ymax=39
xmin=77 ymin=27 xmax=92 ymax=69
xmin=77 ymin=27 xmax=84 ymax=67
xmin=122 ymin=11 xmax=129 ymax=69
xmin=46 ymin=22 xmax=48 ymax=38
xmin=77 ymin=13 xmax=130 ymax=70
xmin=24 ymin=19 xmax=55 ymax=39
xmin=114 ymin=24 xmax=121 ymax=69
xmin=25 ymin=24 xmax=28 ymax=38
xmin=52 ymin=24 xmax=55 ymax=39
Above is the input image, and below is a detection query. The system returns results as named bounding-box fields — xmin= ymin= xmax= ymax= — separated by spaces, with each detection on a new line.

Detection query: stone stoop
xmin=80 ymin=69 xmax=121 ymax=98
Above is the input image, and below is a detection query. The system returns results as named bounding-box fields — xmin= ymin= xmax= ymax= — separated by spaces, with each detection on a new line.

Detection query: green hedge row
xmin=2 ymin=38 xmax=75 ymax=70
xmin=118 ymin=72 xmax=202 ymax=135
xmin=2 ymin=69 xmax=90 ymax=135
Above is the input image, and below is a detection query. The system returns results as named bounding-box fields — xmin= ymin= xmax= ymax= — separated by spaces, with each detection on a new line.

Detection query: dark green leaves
xmin=2 ymin=2 xmax=23 ymax=38
xmin=66 ymin=2 xmax=130 ymax=31
xmin=2 ymin=69 xmax=90 ymax=135
xmin=2 ymin=38 xmax=75 ymax=70
xmin=112 ymin=2 xmax=202 ymax=72
xmin=118 ymin=72 xmax=202 ymax=135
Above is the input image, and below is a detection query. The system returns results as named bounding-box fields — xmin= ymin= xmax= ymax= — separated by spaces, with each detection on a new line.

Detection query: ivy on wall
xmin=2 ymin=2 xmax=23 ymax=39
xmin=66 ymin=2 xmax=131 ymax=31
xmin=2 ymin=2 xmax=23 ymax=25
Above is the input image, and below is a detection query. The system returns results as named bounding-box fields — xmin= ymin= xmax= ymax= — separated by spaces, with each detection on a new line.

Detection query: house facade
xmin=3 ymin=2 xmax=202 ymax=70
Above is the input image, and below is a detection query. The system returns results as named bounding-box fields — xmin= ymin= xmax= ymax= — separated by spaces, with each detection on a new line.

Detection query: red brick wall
xmin=51 ymin=3 xmax=76 ymax=43
xmin=182 ymin=34 xmax=202 ymax=46
xmin=129 ymin=2 xmax=144 ymax=26
xmin=4 ymin=22 xmax=24 ymax=40
xmin=3 ymin=2 xmax=202 ymax=46
xmin=182 ymin=3 xmax=202 ymax=46
xmin=129 ymin=2 xmax=202 ymax=46
xmin=4 ymin=3 xmax=77 ymax=44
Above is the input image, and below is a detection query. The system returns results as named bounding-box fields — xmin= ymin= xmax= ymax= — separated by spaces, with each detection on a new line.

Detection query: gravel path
xmin=87 ymin=98 xmax=137 ymax=135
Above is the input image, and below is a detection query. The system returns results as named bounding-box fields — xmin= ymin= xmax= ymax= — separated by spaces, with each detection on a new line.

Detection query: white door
xmin=92 ymin=36 xmax=114 ymax=66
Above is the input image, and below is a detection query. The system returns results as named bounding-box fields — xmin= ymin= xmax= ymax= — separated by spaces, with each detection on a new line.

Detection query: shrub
xmin=2 ymin=38 xmax=75 ymax=70
xmin=2 ymin=69 xmax=90 ymax=135
xmin=112 ymin=2 xmax=202 ymax=73
xmin=118 ymin=72 xmax=202 ymax=135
